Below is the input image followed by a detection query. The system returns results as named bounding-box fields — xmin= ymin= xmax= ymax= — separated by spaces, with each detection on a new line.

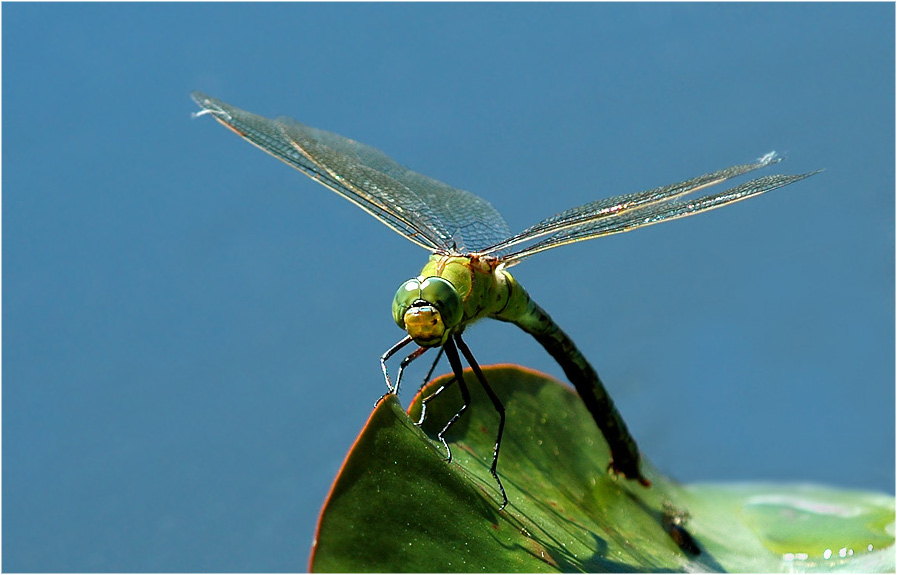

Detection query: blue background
xmin=4 ymin=3 xmax=894 ymax=572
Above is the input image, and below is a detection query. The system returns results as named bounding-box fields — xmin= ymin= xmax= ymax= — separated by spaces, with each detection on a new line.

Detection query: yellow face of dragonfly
xmin=392 ymin=276 xmax=463 ymax=347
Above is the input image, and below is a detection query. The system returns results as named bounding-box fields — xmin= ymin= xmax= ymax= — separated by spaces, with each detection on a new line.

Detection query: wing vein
xmin=481 ymin=152 xmax=782 ymax=255
xmin=501 ymin=170 xmax=820 ymax=265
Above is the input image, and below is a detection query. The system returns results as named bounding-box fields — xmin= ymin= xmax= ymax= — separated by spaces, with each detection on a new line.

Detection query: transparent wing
xmin=500 ymin=169 xmax=819 ymax=266
xmin=481 ymin=152 xmax=782 ymax=255
xmin=192 ymin=92 xmax=511 ymax=253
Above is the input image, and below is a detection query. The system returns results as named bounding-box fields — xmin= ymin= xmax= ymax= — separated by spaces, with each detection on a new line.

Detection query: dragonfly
xmin=192 ymin=92 xmax=817 ymax=509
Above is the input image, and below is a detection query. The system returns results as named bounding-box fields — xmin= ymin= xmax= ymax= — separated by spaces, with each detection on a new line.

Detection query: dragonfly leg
xmin=416 ymin=375 xmax=457 ymax=426
xmin=455 ymin=335 xmax=508 ymax=510
xmin=415 ymin=347 xmax=447 ymax=425
xmin=418 ymin=346 xmax=445 ymax=394
xmin=379 ymin=335 xmax=413 ymax=396
xmin=377 ymin=343 xmax=429 ymax=406
xmin=395 ymin=346 xmax=430 ymax=396
xmin=437 ymin=338 xmax=472 ymax=465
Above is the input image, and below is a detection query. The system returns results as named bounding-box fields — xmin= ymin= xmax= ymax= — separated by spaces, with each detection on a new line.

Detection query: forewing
xmin=481 ymin=153 xmax=781 ymax=255
xmin=502 ymin=170 xmax=819 ymax=265
xmin=193 ymin=92 xmax=511 ymax=253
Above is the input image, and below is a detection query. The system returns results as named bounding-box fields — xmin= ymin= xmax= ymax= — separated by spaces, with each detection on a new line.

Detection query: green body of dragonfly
xmin=192 ymin=92 xmax=817 ymax=509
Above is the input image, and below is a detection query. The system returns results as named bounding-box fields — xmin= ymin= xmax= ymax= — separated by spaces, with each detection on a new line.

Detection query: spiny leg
xmin=395 ymin=346 xmax=430 ymax=396
xmin=380 ymin=335 xmax=414 ymax=392
xmin=377 ymin=343 xmax=430 ymax=405
xmin=418 ymin=346 xmax=445 ymax=395
xmin=415 ymin=347 xmax=455 ymax=426
xmin=455 ymin=335 xmax=508 ymax=510
xmin=379 ymin=335 xmax=413 ymax=402
xmin=416 ymin=375 xmax=457 ymax=426
xmin=437 ymin=338 xmax=472 ymax=464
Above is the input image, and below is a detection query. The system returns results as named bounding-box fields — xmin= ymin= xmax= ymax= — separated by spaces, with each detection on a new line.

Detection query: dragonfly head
xmin=392 ymin=276 xmax=463 ymax=347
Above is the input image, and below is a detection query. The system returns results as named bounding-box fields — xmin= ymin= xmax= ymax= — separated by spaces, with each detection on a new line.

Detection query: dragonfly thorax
xmin=392 ymin=254 xmax=522 ymax=347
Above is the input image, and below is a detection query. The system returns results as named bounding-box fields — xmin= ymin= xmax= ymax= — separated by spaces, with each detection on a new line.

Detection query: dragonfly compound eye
xmin=418 ymin=277 xmax=463 ymax=329
xmin=392 ymin=279 xmax=421 ymax=329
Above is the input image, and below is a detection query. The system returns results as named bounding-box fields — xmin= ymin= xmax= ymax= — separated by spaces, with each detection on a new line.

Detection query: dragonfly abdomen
xmin=495 ymin=276 xmax=648 ymax=486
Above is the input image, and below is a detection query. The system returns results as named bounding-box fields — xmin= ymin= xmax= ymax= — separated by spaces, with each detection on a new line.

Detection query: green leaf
xmin=310 ymin=366 xmax=894 ymax=572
